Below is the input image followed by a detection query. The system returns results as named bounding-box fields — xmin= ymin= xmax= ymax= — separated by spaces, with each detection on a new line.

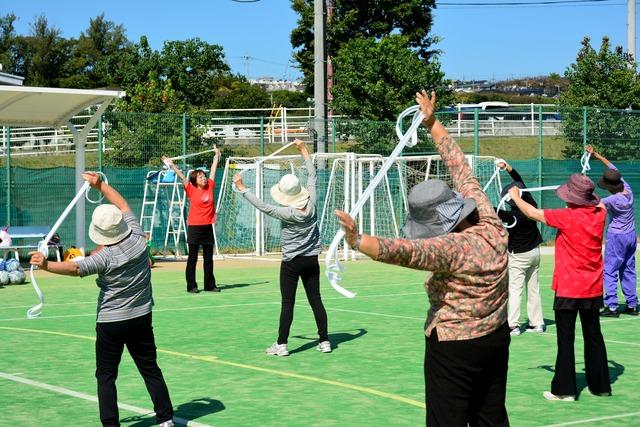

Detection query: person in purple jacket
xmin=587 ymin=145 xmax=637 ymax=317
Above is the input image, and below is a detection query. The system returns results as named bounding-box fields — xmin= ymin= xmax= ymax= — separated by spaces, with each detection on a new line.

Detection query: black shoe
xmin=600 ymin=307 xmax=619 ymax=318
xmin=204 ymin=287 xmax=221 ymax=292
xmin=622 ymin=306 xmax=638 ymax=316
xmin=187 ymin=288 xmax=200 ymax=294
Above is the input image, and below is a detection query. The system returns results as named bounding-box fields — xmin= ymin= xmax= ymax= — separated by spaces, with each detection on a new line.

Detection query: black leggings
xmin=278 ymin=255 xmax=328 ymax=344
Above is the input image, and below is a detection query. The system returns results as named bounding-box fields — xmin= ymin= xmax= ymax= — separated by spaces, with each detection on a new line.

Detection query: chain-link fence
xmin=1 ymin=106 xmax=638 ymax=255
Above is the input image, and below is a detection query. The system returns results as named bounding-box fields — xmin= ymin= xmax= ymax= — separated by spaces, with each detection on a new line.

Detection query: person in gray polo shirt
xmin=233 ymin=139 xmax=330 ymax=357
xmin=29 ymin=172 xmax=174 ymax=427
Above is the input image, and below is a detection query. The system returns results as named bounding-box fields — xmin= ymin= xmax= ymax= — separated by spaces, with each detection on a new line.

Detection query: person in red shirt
xmin=163 ymin=147 xmax=221 ymax=293
xmin=509 ymin=173 xmax=611 ymax=402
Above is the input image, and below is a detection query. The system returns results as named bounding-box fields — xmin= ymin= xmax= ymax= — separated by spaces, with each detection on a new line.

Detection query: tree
xmin=0 ymin=13 xmax=18 ymax=72
xmin=60 ymin=14 xmax=131 ymax=88
xmin=22 ymin=15 xmax=69 ymax=86
xmin=332 ymin=35 xmax=451 ymax=121
xmin=291 ymin=0 xmax=437 ymax=91
xmin=560 ymin=36 xmax=640 ymax=159
xmin=160 ymin=38 xmax=231 ymax=107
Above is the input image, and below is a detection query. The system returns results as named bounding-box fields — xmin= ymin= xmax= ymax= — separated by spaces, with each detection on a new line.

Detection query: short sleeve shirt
xmin=76 ymin=211 xmax=153 ymax=323
xmin=185 ymin=179 xmax=216 ymax=225
xmin=544 ymin=206 xmax=606 ymax=298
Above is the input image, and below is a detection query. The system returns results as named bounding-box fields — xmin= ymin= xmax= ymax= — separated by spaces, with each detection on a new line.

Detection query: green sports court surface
xmin=0 ymin=256 xmax=638 ymax=426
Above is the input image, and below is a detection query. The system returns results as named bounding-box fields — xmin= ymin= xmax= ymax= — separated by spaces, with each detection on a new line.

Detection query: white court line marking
xmin=327 ymin=307 xmax=424 ymax=321
xmin=0 ymin=281 xmax=422 ymax=309
xmin=0 ymin=291 xmax=426 ymax=322
xmin=541 ymin=411 xmax=640 ymax=426
xmin=0 ymin=372 xmax=213 ymax=427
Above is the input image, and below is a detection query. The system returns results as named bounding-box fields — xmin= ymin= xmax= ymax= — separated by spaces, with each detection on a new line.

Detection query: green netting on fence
xmin=2 ymin=106 xmax=639 ymax=255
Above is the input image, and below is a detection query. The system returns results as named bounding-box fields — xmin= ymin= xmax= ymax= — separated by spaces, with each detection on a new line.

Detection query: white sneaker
xmin=159 ymin=421 xmax=174 ymax=427
xmin=525 ymin=325 xmax=545 ymax=333
xmin=510 ymin=326 xmax=521 ymax=336
xmin=543 ymin=391 xmax=575 ymax=401
xmin=317 ymin=341 xmax=332 ymax=353
xmin=265 ymin=342 xmax=289 ymax=356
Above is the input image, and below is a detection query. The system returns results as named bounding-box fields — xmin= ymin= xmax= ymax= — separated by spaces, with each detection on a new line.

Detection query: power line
xmin=438 ymin=0 xmax=617 ymax=5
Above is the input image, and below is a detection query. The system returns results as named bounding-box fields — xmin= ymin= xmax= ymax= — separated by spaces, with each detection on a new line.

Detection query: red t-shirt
xmin=185 ymin=179 xmax=216 ymax=225
xmin=543 ymin=206 xmax=606 ymax=298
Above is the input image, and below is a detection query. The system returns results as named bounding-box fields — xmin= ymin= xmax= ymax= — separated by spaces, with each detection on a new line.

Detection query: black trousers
xmin=425 ymin=323 xmax=510 ymax=427
xmin=551 ymin=308 xmax=611 ymax=396
xmin=278 ymin=255 xmax=328 ymax=344
xmin=186 ymin=224 xmax=216 ymax=291
xmin=95 ymin=313 xmax=173 ymax=427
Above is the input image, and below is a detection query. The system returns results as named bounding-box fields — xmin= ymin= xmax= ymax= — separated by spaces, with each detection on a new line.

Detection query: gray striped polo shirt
xmin=242 ymin=158 xmax=321 ymax=261
xmin=76 ymin=211 xmax=153 ymax=323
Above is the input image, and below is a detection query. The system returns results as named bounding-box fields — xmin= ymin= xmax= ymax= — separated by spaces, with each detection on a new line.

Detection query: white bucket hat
xmin=88 ymin=204 xmax=132 ymax=245
xmin=270 ymin=174 xmax=310 ymax=207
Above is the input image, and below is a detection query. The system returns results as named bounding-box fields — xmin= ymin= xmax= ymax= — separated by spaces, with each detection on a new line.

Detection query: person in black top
xmin=496 ymin=160 xmax=545 ymax=336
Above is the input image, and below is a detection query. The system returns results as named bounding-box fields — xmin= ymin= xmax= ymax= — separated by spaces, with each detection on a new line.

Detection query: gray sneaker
xmin=265 ymin=342 xmax=289 ymax=356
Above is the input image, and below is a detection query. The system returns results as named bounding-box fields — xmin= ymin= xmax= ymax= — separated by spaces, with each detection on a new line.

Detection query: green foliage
xmin=291 ymin=0 xmax=437 ymax=90
xmin=560 ymin=36 xmax=640 ymax=159
xmin=332 ymin=36 xmax=452 ymax=121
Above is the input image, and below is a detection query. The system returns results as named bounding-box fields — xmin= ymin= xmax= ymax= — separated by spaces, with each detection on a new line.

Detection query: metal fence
xmin=1 ymin=105 xmax=639 ymax=255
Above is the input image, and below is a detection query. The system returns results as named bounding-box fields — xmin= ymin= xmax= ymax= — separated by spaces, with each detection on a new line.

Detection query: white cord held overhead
xmin=325 ymin=105 xmax=425 ymax=298
xmin=483 ymin=158 xmax=505 ymax=193
xmin=580 ymin=151 xmax=591 ymax=174
xmin=27 ymin=172 xmax=108 ymax=319
xmin=231 ymin=140 xmax=297 ymax=192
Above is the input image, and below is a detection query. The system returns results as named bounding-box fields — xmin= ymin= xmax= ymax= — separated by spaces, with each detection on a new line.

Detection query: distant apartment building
xmin=250 ymin=77 xmax=305 ymax=92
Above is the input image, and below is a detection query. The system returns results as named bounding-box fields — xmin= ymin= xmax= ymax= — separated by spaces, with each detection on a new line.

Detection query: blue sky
xmin=1 ymin=0 xmax=636 ymax=82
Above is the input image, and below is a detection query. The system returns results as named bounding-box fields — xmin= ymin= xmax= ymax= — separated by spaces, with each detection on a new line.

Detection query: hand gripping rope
xmin=27 ymin=173 xmax=108 ymax=318
xmin=325 ymin=105 xmax=425 ymax=298
xmin=231 ymin=140 xmax=297 ymax=193
xmin=482 ymin=158 xmax=505 ymax=193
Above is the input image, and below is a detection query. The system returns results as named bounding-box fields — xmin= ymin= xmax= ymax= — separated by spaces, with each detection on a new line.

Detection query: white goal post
xmin=215 ymin=153 xmax=504 ymax=257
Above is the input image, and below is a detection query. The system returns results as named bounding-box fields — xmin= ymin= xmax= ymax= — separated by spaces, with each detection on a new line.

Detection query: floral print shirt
xmin=375 ymin=135 xmax=509 ymax=341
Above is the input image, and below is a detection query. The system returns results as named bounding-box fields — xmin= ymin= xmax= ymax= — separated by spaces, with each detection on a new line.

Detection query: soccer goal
xmin=215 ymin=153 xmax=503 ymax=257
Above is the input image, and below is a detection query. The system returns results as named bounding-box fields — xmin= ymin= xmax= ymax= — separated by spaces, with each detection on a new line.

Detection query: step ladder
xmin=140 ymin=170 xmax=164 ymax=239
xmin=163 ymin=172 xmax=188 ymax=257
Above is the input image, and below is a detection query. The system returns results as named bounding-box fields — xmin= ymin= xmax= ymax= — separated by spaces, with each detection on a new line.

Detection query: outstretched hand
xmin=416 ymin=90 xmax=437 ymax=127
xmin=82 ymin=171 xmax=101 ymax=188
xmin=213 ymin=144 xmax=220 ymax=158
xmin=232 ymin=173 xmax=246 ymax=191
xmin=161 ymin=156 xmax=174 ymax=168
xmin=585 ymin=144 xmax=595 ymax=154
xmin=29 ymin=251 xmax=48 ymax=270
xmin=335 ymin=210 xmax=358 ymax=247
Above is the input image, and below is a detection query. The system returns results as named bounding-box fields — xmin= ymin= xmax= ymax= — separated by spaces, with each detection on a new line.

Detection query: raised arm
xmin=162 ymin=156 xmax=189 ymax=186
xmin=586 ymin=145 xmax=614 ymax=169
xmin=232 ymin=174 xmax=295 ymax=222
xmin=416 ymin=91 xmax=495 ymax=223
xmin=83 ymin=172 xmax=130 ymax=213
xmin=209 ymin=145 xmax=221 ymax=180
xmin=497 ymin=160 xmax=525 ymax=185
xmin=294 ymin=139 xmax=316 ymax=204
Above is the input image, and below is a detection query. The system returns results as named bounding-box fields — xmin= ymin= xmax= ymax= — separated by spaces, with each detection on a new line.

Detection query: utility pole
xmin=629 ymin=0 xmax=637 ymax=67
xmin=313 ymin=0 xmax=327 ymax=154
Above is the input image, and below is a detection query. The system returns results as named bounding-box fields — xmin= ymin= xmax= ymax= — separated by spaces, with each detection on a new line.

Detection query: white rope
xmin=167 ymin=148 xmax=218 ymax=163
xmin=27 ymin=173 xmax=107 ymax=318
xmin=482 ymin=159 xmax=504 ymax=193
xmin=580 ymin=151 xmax=591 ymax=174
xmin=325 ymin=105 xmax=424 ymax=298
xmin=232 ymin=140 xmax=297 ymax=192
xmin=496 ymin=185 xmax=559 ymax=229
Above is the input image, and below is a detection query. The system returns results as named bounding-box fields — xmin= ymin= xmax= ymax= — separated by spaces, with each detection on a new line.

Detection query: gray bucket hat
xmin=402 ymin=180 xmax=477 ymax=239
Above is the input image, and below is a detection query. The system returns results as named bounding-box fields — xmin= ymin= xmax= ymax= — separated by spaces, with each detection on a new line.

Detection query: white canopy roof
xmin=0 ymin=86 xmax=124 ymax=127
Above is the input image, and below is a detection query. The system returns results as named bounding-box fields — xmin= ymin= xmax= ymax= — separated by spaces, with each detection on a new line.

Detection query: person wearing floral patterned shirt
xmin=336 ymin=91 xmax=509 ymax=426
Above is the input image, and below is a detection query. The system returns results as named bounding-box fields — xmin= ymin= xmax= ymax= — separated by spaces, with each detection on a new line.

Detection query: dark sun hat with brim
xmin=555 ymin=173 xmax=600 ymax=206
xmin=402 ymin=179 xmax=477 ymax=239
xmin=597 ymin=168 xmax=624 ymax=194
